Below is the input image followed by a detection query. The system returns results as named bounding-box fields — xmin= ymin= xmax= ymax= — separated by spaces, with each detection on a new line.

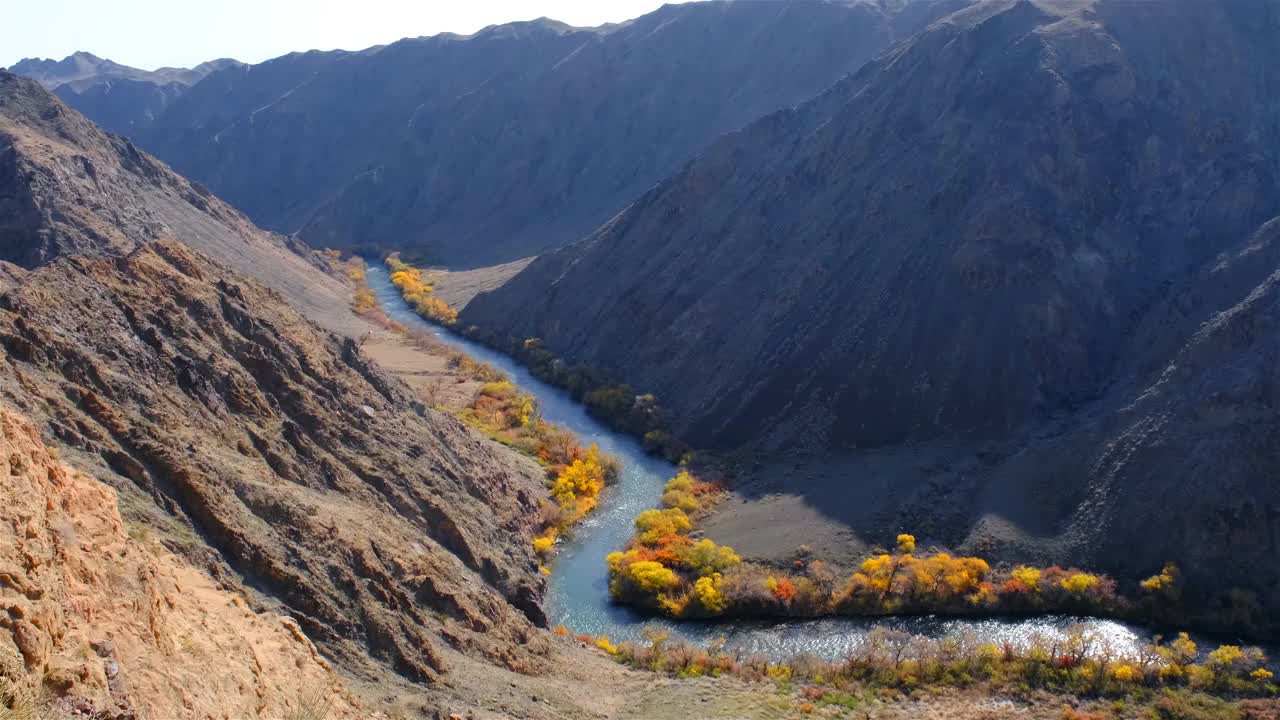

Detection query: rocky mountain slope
xmin=463 ymin=0 xmax=1280 ymax=614
xmin=0 ymin=71 xmax=639 ymax=717
xmin=56 ymin=0 xmax=968 ymax=266
xmin=0 ymin=69 xmax=364 ymax=336
xmin=1 ymin=240 xmax=556 ymax=684
xmin=6 ymin=52 xmax=241 ymax=135
xmin=0 ymin=406 xmax=363 ymax=719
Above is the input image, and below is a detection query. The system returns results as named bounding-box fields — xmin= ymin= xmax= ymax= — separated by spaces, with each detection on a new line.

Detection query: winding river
xmin=366 ymin=264 xmax=1186 ymax=660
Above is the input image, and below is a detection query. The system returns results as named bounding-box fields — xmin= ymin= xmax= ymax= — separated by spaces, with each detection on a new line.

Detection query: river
xmin=366 ymin=264 xmax=1184 ymax=660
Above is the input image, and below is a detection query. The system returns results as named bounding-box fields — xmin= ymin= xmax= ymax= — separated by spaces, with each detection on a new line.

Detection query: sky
xmin=1 ymin=0 xmax=684 ymax=71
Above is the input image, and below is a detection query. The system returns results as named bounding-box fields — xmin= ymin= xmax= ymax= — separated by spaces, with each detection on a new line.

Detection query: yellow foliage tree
xmin=625 ymin=561 xmax=680 ymax=594
xmin=896 ymin=534 xmax=916 ymax=554
xmin=1011 ymin=566 xmax=1041 ymax=591
xmin=550 ymin=445 xmax=608 ymax=517
xmin=386 ymin=257 xmax=459 ymax=325
xmin=533 ymin=534 xmax=555 ymax=557
xmin=1060 ymin=573 xmax=1100 ymax=594
xmin=634 ymin=508 xmax=692 ymax=545
xmin=660 ymin=489 xmax=699 ymax=513
xmin=1111 ymin=664 xmax=1141 ymax=683
xmin=678 ymin=538 xmax=741 ymax=575
xmin=692 ymin=573 xmax=728 ymax=614
xmin=664 ymin=471 xmax=696 ymax=494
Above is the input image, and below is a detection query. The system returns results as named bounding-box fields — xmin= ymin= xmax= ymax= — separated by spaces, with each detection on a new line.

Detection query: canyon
xmin=3 ymin=0 xmax=1280 ymax=716
xmin=462 ymin=0 xmax=1280 ymax=627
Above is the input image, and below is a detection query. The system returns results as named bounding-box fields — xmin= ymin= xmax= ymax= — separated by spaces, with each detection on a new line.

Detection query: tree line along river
xmin=366 ymin=263 xmax=1209 ymax=661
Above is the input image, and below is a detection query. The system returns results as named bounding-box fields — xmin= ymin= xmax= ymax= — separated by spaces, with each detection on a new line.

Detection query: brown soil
xmin=359 ymin=330 xmax=487 ymax=412
xmin=696 ymin=443 xmax=1066 ymax=571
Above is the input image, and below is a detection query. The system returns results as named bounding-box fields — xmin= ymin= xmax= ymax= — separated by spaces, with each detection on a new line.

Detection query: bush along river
xmin=365 ymin=264 xmax=1231 ymax=661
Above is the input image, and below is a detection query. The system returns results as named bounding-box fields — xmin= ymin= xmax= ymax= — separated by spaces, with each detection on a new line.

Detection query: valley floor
xmin=697 ymin=443 xmax=1076 ymax=570
xmin=415 ymin=257 xmax=535 ymax=311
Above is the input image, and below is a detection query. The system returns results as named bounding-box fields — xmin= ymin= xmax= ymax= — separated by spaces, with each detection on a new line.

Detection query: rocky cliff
xmin=463 ymin=0 xmax=1280 ymax=615
xmin=50 ymin=1 xmax=969 ymax=266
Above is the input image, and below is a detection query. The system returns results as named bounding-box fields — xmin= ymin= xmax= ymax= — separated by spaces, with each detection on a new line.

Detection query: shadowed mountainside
xmin=462 ymin=0 xmax=1280 ymax=618
xmin=6 ymin=52 xmax=241 ymax=135
xmin=0 ymin=69 xmax=364 ymax=336
xmin=55 ymin=1 xmax=969 ymax=266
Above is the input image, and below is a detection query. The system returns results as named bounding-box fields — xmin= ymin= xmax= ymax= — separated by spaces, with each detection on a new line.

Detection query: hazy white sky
xmin=2 ymin=0 xmax=684 ymax=71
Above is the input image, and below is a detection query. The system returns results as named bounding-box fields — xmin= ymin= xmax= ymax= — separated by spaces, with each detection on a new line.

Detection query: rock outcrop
xmin=0 ymin=406 xmax=363 ymax=719
xmin=463 ymin=0 xmax=1280 ymax=617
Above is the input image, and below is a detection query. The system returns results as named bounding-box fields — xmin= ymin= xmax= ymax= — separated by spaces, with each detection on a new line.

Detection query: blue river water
xmin=365 ymin=263 xmax=1217 ymax=661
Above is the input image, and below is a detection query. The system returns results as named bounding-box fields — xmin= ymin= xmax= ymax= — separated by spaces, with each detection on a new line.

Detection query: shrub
xmin=1149 ymin=691 xmax=1244 ymax=720
xmin=691 ymin=574 xmax=728 ymax=615
xmin=533 ymin=534 xmax=555 ymax=557
xmin=661 ymin=489 xmax=699 ymax=513
xmin=480 ymin=381 xmax=518 ymax=400
xmin=386 ymin=255 xmax=459 ymax=325
xmin=634 ymin=508 xmax=692 ymax=545
xmin=767 ymin=576 xmax=798 ymax=604
xmin=678 ymin=538 xmax=741 ymax=575
xmin=609 ymin=556 xmax=681 ymax=601
xmin=1061 ymin=573 xmax=1101 ymax=595
xmin=1012 ymin=566 xmax=1042 ymax=591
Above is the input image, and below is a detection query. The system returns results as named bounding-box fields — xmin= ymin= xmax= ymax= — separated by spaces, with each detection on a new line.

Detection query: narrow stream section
xmin=368 ymin=264 xmax=1161 ymax=659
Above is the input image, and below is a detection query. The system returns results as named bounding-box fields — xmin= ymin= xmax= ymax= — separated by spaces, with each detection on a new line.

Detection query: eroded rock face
xmin=0 ymin=406 xmax=365 ymax=719
xmin=0 ymin=241 xmax=554 ymax=684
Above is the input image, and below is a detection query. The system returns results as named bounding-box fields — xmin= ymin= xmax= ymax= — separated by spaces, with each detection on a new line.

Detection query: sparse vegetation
xmin=458 ymin=333 xmax=692 ymax=462
xmin=445 ymin=361 xmax=621 ymax=561
xmin=352 ymin=254 xmax=618 ymax=563
xmin=285 ymin=686 xmax=333 ymax=720
xmin=320 ymin=248 xmax=406 ymax=332
xmin=377 ymin=256 xmax=692 ymax=463
xmin=606 ymin=472 xmax=1173 ymax=627
xmin=561 ymin=624 xmax=1276 ymax=710
xmin=385 ymin=255 xmax=459 ymax=325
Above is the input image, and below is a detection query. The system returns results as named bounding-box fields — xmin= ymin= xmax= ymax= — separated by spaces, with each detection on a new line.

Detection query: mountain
xmin=462 ymin=0 xmax=1280 ymax=614
xmin=0 ymin=69 xmax=639 ymax=716
xmin=1 ymin=239 xmax=555 ymax=687
xmin=0 ymin=69 xmax=361 ymax=336
xmin=58 ymin=0 xmax=969 ymax=266
xmin=6 ymin=52 xmax=242 ymax=135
